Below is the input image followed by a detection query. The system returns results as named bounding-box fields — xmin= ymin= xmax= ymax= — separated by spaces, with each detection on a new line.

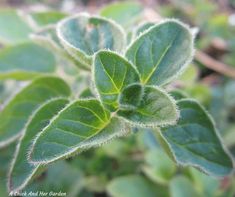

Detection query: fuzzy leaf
xmin=0 ymin=42 xmax=56 ymax=80
xmin=93 ymin=51 xmax=140 ymax=111
xmin=119 ymin=83 xmax=143 ymax=110
xmin=126 ymin=20 xmax=194 ymax=85
xmin=160 ymin=99 xmax=234 ymax=177
xmin=57 ymin=14 xmax=126 ymax=69
xmin=8 ymin=98 xmax=69 ymax=192
xmin=0 ymin=76 xmax=71 ymax=148
xmin=117 ymin=86 xmax=178 ymax=127
xmin=0 ymin=9 xmax=32 ymax=44
xmin=29 ymin=99 xmax=130 ymax=164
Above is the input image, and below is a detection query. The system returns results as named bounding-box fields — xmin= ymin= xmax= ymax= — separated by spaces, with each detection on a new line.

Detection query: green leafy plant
xmin=0 ymin=6 xmax=233 ymax=195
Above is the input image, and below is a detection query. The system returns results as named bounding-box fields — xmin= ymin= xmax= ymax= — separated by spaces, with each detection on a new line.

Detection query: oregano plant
xmin=0 ymin=11 xmax=233 ymax=194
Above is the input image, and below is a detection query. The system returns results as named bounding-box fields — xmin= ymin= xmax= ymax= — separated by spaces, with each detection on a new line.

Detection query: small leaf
xmin=100 ymin=2 xmax=143 ymax=28
xmin=8 ymin=98 xmax=69 ymax=192
xmin=23 ymin=161 xmax=83 ymax=196
xmin=28 ymin=11 xmax=67 ymax=28
xmin=160 ymin=99 xmax=234 ymax=177
xmin=126 ymin=19 xmax=194 ymax=85
xmin=30 ymin=26 xmax=81 ymax=68
xmin=169 ymin=176 xmax=200 ymax=197
xmin=31 ymin=25 xmax=62 ymax=52
xmin=0 ymin=42 xmax=56 ymax=80
xmin=29 ymin=99 xmax=130 ymax=164
xmin=134 ymin=22 xmax=155 ymax=37
xmin=93 ymin=50 xmax=140 ymax=111
xmin=57 ymin=13 xmax=126 ymax=69
xmin=0 ymin=76 xmax=71 ymax=148
xmin=169 ymin=89 xmax=188 ymax=101
xmin=119 ymin=83 xmax=143 ymax=110
xmin=117 ymin=86 xmax=178 ymax=127
xmin=189 ymin=167 xmax=220 ymax=197
xmin=107 ymin=175 xmax=168 ymax=197
xmin=0 ymin=9 xmax=32 ymax=44
xmin=79 ymin=88 xmax=94 ymax=98
xmin=143 ymin=149 xmax=176 ymax=184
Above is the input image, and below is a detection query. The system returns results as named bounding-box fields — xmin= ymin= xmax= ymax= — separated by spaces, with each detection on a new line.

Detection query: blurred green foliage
xmin=0 ymin=0 xmax=234 ymax=197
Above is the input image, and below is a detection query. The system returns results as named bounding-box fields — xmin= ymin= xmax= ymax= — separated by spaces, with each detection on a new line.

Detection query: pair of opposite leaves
xmin=4 ymin=14 xmax=233 ymax=192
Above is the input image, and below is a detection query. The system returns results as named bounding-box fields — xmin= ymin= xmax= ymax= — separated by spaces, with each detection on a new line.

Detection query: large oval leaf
xmin=126 ymin=19 xmax=194 ymax=86
xmin=93 ymin=50 xmax=140 ymax=111
xmin=0 ymin=76 xmax=71 ymax=148
xmin=160 ymin=99 xmax=234 ymax=177
xmin=117 ymin=86 xmax=178 ymax=127
xmin=8 ymin=98 xmax=69 ymax=192
xmin=57 ymin=13 xmax=126 ymax=69
xmin=29 ymin=99 xmax=130 ymax=164
xmin=0 ymin=9 xmax=32 ymax=44
xmin=0 ymin=42 xmax=56 ymax=80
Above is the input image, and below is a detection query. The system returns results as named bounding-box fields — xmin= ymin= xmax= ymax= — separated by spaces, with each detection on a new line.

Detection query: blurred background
xmin=0 ymin=0 xmax=235 ymax=196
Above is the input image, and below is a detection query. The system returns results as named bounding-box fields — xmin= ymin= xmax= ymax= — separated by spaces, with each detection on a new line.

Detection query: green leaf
xmin=169 ymin=176 xmax=200 ymax=197
xmin=0 ymin=9 xmax=32 ymax=44
xmin=93 ymin=50 xmax=140 ymax=111
xmin=126 ymin=19 xmax=194 ymax=85
xmin=0 ymin=42 xmax=56 ymax=80
xmin=0 ymin=76 xmax=71 ymax=148
xmin=28 ymin=11 xmax=67 ymax=28
xmin=107 ymin=175 xmax=168 ymax=197
xmin=57 ymin=13 xmax=126 ymax=69
xmin=30 ymin=26 xmax=80 ymax=68
xmin=79 ymin=88 xmax=94 ymax=98
xmin=119 ymin=83 xmax=143 ymax=110
xmin=24 ymin=161 xmax=83 ymax=196
xmin=8 ymin=98 xmax=69 ymax=192
xmin=134 ymin=22 xmax=155 ymax=37
xmin=30 ymin=25 xmax=63 ymax=54
xmin=117 ymin=86 xmax=178 ymax=127
xmin=29 ymin=99 xmax=130 ymax=164
xmin=100 ymin=2 xmax=143 ymax=27
xmin=189 ymin=167 xmax=220 ymax=197
xmin=160 ymin=99 xmax=234 ymax=177
xmin=169 ymin=89 xmax=188 ymax=101
xmin=143 ymin=149 xmax=176 ymax=184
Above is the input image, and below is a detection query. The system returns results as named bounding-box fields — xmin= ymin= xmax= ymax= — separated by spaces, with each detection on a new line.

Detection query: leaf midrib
xmin=143 ymin=30 xmax=180 ymax=84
